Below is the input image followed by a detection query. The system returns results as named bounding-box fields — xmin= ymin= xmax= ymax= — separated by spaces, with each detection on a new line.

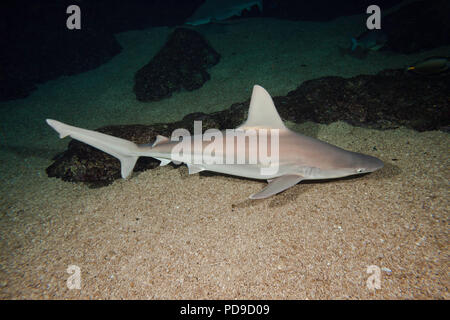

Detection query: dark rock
xmin=383 ymin=0 xmax=450 ymax=53
xmin=86 ymin=0 xmax=204 ymax=32
xmin=0 ymin=0 xmax=204 ymax=102
xmin=47 ymin=69 xmax=449 ymax=185
xmin=133 ymin=28 xmax=220 ymax=102
xmin=274 ymin=69 xmax=449 ymax=131
xmin=0 ymin=1 xmax=122 ymax=102
xmin=0 ymin=74 xmax=36 ymax=101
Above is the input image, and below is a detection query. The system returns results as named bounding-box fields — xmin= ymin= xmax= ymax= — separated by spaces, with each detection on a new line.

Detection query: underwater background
xmin=0 ymin=0 xmax=448 ymax=299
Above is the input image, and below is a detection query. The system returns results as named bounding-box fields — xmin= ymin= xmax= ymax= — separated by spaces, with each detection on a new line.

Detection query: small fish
xmin=406 ymin=57 xmax=449 ymax=75
xmin=351 ymin=29 xmax=388 ymax=52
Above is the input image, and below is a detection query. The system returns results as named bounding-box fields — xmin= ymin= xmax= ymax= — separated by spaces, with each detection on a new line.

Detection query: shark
xmin=185 ymin=0 xmax=263 ymax=26
xmin=46 ymin=85 xmax=383 ymax=199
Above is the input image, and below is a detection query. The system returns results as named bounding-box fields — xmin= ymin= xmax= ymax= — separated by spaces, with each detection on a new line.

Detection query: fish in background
xmin=406 ymin=57 xmax=449 ymax=75
xmin=185 ymin=0 xmax=263 ymax=26
xmin=338 ymin=29 xmax=388 ymax=59
xmin=351 ymin=29 xmax=388 ymax=52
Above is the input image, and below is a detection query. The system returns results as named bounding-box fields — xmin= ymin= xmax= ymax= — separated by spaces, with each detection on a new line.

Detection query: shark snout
xmin=362 ymin=155 xmax=384 ymax=172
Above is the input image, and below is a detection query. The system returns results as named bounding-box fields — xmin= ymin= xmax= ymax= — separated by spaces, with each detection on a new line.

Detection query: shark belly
xmin=148 ymin=149 xmax=284 ymax=180
xmin=199 ymin=163 xmax=282 ymax=180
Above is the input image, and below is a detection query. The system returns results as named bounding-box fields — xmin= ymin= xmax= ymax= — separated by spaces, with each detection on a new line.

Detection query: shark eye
xmin=356 ymin=168 xmax=365 ymax=173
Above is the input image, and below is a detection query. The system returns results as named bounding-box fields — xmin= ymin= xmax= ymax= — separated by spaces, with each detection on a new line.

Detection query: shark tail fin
xmin=46 ymin=119 xmax=140 ymax=179
xmin=351 ymin=38 xmax=358 ymax=51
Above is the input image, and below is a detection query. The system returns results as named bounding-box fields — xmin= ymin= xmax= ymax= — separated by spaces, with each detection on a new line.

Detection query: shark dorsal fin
xmin=237 ymin=85 xmax=286 ymax=130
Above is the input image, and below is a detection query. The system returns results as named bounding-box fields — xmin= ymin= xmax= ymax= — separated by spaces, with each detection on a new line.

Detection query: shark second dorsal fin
xmin=237 ymin=85 xmax=286 ymax=130
xmin=152 ymin=135 xmax=170 ymax=147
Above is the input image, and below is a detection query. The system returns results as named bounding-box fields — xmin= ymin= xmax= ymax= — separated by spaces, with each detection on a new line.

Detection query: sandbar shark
xmin=46 ymin=85 xmax=383 ymax=199
xmin=185 ymin=0 xmax=262 ymax=26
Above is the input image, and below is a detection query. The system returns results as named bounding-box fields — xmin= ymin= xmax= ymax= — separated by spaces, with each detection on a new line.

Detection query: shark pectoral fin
xmin=249 ymin=175 xmax=304 ymax=200
xmin=187 ymin=164 xmax=205 ymax=174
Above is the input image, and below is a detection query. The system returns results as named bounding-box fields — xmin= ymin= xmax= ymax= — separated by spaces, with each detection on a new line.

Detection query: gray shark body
xmin=185 ymin=0 xmax=263 ymax=26
xmin=47 ymin=85 xmax=383 ymax=199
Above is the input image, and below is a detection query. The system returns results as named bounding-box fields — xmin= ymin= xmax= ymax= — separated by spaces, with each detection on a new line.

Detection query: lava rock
xmin=133 ymin=28 xmax=220 ymax=102
xmin=47 ymin=69 xmax=449 ymax=185
xmin=272 ymin=69 xmax=449 ymax=131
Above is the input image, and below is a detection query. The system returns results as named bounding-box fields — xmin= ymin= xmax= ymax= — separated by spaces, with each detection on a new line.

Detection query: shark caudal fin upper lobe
xmin=46 ymin=119 xmax=140 ymax=179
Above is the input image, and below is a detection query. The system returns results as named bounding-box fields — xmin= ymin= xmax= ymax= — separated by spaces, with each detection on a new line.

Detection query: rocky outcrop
xmin=133 ymin=28 xmax=220 ymax=102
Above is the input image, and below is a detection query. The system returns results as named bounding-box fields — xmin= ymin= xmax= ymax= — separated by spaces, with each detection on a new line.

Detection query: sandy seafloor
xmin=0 ymin=13 xmax=448 ymax=299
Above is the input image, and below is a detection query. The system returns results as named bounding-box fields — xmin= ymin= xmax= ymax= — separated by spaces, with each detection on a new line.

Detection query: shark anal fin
xmin=187 ymin=164 xmax=205 ymax=174
xmin=155 ymin=158 xmax=171 ymax=166
xmin=249 ymin=175 xmax=304 ymax=199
